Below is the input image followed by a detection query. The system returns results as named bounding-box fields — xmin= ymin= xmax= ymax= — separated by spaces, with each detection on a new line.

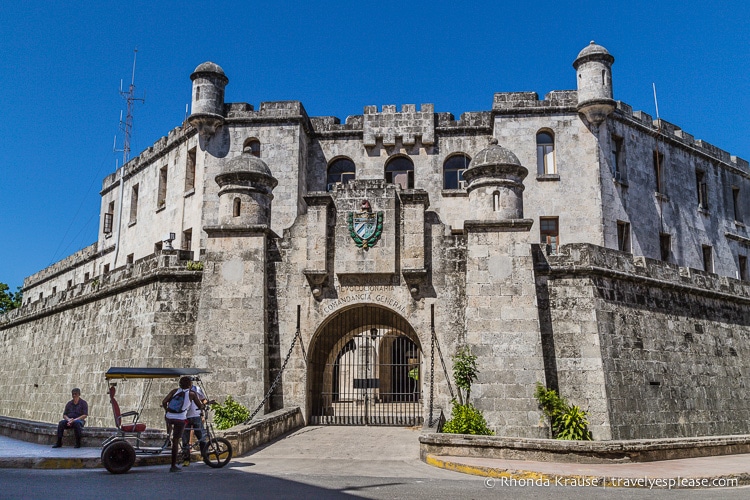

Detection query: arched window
xmin=243 ymin=138 xmax=261 ymax=158
xmin=536 ymin=131 xmax=556 ymax=175
xmin=326 ymin=158 xmax=356 ymax=191
xmin=233 ymin=197 xmax=241 ymax=217
xmin=443 ymin=154 xmax=470 ymax=189
xmin=385 ymin=156 xmax=414 ymax=189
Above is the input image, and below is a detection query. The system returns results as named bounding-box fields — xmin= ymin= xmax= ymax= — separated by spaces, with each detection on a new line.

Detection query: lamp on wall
xmin=162 ymin=232 xmax=176 ymax=250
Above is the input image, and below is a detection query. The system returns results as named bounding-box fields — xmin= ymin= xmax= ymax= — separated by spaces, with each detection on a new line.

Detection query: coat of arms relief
xmin=347 ymin=200 xmax=384 ymax=249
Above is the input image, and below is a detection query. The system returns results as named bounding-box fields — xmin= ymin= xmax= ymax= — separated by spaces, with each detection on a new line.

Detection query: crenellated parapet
xmin=538 ymin=243 xmax=750 ymax=302
xmin=492 ymin=91 xmax=578 ymax=114
xmin=2 ymin=251 xmax=199 ymax=328
xmin=614 ymin=102 xmax=749 ymax=172
xmin=363 ymin=104 xmax=435 ymax=146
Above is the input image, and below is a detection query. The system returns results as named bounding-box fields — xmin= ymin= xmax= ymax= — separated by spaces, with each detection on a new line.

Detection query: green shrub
xmin=452 ymin=346 xmax=478 ymax=405
xmin=212 ymin=396 xmax=250 ymax=430
xmin=534 ymin=382 xmax=592 ymax=441
xmin=442 ymin=400 xmax=494 ymax=436
xmin=186 ymin=261 xmax=204 ymax=271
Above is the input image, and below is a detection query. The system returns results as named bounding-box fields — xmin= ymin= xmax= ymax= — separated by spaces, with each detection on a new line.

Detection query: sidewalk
xmin=0 ymin=435 xmax=168 ymax=469
xmin=425 ymin=453 xmax=750 ymax=488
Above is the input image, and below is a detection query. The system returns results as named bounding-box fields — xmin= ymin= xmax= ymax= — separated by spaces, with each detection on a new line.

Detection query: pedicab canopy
xmin=105 ymin=367 xmax=210 ymax=380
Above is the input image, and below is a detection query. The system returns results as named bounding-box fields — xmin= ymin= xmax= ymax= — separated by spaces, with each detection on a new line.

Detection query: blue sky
xmin=1 ymin=1 xmax=748 ymax=291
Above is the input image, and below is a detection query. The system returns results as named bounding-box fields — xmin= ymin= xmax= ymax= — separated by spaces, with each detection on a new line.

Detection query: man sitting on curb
xmin=53 ymin=388 xmax=88 ymax=448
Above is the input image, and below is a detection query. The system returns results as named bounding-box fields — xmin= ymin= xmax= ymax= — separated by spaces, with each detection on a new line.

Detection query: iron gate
xmin=309 ymin=305 xmax=423 ymax=425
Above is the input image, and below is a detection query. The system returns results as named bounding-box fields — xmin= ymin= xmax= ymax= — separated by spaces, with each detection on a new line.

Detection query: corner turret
xmin=463 ymin=138 xmax=528 ymax=220
xmin=215 ymin=151 xmax=278 ymax=227
xmin=573 ymin=41 xmax=615 ymax=125
xmin=189 ymin=61 xmax=228 ymax=138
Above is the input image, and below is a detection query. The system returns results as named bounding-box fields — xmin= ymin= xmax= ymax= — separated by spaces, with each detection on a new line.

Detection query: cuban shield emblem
xmin=348 ymin=200 xmax=384 ymax=249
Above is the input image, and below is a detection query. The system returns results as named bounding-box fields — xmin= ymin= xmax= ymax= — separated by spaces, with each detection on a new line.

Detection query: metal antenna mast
xmin=114 ymin=49 xmax=145 ymax=165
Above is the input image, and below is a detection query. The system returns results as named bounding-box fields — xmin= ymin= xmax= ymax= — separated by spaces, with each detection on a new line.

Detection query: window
xmin=536 ymin=131 xmax=556 ymax=175
xmin=126 ymin=254 xmax=134 ymax=265
xmin=185 ymin=147 xmax=196 ymax=191
xmin=739 ymin=255 xmax=747 ymax=281
xmin=103 ymin=201 xmax=114 ymax=234
xmin=659 ymin=233 xmax=671 ymax=262
xmin=182 ymin=228 xmax=192 ymax=251
xmin=67 ymin=280 xmax=72 ymax=289
xmin=233 ymin=198 xmax=241 ymax=217
xmin=702 ymin=245 xmax=713 ymax=273
xmin=611 ymin=135 xmax=624 ymax=180
xmin=84 ymin=272 xmax=90 ymax=281
xmin=617 ymin=221 xmax=631 ymax=252
xmin=129 ymin=184 xmax=139 ymax=223
xmin=103 ymin=264 xmax=110 ymax=274
xmin=540 ymin=217 xmax=560 ymax=254
xmin=154 ymin=241 xmax=163 ymax=253
xmin=158 ymin=166 xmax=168 ymax=208
xmin=733 ymin=187 xmax=742 ymax=223
xmin=493 ymin=191 xmax=500 ymax=212
xmin=385 ymin=156 xmax=414 ymax=189
xmin=696 ymin=170 xmax=708 ymax=209
xmin=653 ymin=151 xmax=664 ymax=193
xmin=326 ymin=158 xmax=356 ymax=191
xmin=443 ymin=154 xmax=470 ymax=189
xmin=52 ymin=286 xmax=56 ymax=295
xmin=243 ymin=138 xmax=261 ymax=157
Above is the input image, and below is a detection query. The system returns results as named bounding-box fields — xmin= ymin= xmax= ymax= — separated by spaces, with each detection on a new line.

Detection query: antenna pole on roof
xmin=114 ymin=48 xmax=145 ymax=165
xmin=652 ymin=83 xmax=660 ymax=122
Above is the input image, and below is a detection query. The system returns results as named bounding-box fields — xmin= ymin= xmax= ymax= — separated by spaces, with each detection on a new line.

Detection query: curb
xmin=0 ymin=454 xmax=172 ymax=470
xmin=424 ymin=454 xmax=750 ymax=489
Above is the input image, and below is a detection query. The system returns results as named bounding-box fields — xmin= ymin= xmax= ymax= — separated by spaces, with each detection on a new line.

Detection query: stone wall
xmin=540 ymin=244 xmax=750 ymax=439
xmin=0 ymin=251 xmax=202 ymax=428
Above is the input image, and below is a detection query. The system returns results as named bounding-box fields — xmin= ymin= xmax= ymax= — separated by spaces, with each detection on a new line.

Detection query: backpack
xmin=167 ymin=389 xmax=188 ymax=413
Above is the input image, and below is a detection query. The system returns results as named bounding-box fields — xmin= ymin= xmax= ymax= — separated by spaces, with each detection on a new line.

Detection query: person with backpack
xmin=181 ymin=381 xmax=208 ymax=467
xmin=162 ymin=376 xmax=205 ymax=472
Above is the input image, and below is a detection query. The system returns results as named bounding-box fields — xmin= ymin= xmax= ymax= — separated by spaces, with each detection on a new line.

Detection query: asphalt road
xmin=2 ymin=426 xmax=749 ymax=499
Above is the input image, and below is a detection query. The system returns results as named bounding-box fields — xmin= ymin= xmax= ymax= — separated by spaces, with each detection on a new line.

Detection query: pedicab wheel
xmin=202 ymin=437 xmax=232 ymax=468
xmin=101 ymin=440 xmax=136 ymax=474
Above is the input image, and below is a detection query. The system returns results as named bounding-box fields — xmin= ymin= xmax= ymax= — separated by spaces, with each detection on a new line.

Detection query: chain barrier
xmin=428 ymin=325 xmax=436 ymax=426
xmin=243 ymin=327 xmax=302 ymax=424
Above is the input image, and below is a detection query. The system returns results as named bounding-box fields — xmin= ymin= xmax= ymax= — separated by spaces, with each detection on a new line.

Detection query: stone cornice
xmin=464 ymin=219 xmax=534 ymax=232
xmin=203 ymin=224 xmax=278 ymax=238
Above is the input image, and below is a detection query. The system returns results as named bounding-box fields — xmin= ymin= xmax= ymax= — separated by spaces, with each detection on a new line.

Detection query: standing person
xmin=162 ymin=376 xmax=204 ymax=472
xmin=52 ymin=388 xmax=88 ymax=448
xmin=182 ymin=381 xmax=208 ymax=467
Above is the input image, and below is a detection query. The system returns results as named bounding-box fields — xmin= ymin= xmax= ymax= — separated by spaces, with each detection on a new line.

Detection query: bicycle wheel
xmin=101 ymin=440 xmax=136 ymax=474
xmin=202 ymin=437 xmax=232 ymax=468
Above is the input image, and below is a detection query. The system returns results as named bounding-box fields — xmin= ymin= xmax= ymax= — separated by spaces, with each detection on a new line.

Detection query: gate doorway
xmin=309 ymin=305 xmax=423 ymax=425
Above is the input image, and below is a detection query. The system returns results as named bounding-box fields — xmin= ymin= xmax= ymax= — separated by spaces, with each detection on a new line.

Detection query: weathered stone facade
xmin=2 ymin=42 xmax=749 ymax=440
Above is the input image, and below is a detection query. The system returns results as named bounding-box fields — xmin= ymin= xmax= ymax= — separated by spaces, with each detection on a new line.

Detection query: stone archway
xmin=308 ymin=304 xmax=422 ymax=425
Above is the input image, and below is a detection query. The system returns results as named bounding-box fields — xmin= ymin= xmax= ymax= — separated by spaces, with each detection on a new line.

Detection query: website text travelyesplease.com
xmin=483 ymin=476 xmax=739 ymax=489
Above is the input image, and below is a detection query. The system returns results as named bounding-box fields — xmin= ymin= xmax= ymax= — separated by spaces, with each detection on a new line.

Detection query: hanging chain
xmin=435 ymin=331 xmax=456 ymax=402
xmin=243 ymin=327 xmax=302 ymax=424
xmin=429 ymin=325 xmax=436 ymax=426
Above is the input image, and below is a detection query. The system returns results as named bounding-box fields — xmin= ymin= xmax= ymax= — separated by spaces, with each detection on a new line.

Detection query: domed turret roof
xmin=221 ymin=151 xmax=273 ymax=177
xmin=574 ymin=41 xmax=614 ymax=66
xmin=192 ymin=61 xmax=226 ymax=75
xmin=469 ymin=138 xmax=522 ymax=169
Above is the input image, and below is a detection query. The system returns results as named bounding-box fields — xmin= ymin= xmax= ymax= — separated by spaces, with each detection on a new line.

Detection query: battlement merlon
xmin=614 ymin=101 xmax=749 ymax=172
xmin=363 ymin=104 xmax=435 ymax=146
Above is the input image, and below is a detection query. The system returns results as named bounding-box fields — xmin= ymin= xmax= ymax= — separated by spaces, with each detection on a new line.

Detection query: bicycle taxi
xmin=101 ymin=367 xmax=232 ymax=474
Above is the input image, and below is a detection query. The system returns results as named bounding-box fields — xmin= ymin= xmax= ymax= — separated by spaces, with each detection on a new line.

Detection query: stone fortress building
xmin=2 ymin=42 xmax=749 ymax=440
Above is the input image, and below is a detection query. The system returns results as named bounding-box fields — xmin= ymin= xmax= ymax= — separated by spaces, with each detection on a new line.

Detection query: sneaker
xmin=51 ymin=444 xmax=62 ymax=448
xmin=169 ymin=466 xmax=181 ymax=473
xmin=182 ymin=459 xmax=190 ymax=467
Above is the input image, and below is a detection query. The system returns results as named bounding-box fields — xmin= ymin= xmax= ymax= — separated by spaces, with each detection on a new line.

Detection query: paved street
xmin=2 ymin=426 xmax=750 ymax=499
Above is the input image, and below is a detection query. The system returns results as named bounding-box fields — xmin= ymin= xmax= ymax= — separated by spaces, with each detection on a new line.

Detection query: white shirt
xmin=186 ymin=385 xmax=206 ymax=418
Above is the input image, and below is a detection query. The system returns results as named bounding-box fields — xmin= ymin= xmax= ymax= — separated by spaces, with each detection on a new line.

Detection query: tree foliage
xmin=0 ymin=283 xmax=22 ymax=314
xmin=452 ymin=346 xmax=478 ymax=405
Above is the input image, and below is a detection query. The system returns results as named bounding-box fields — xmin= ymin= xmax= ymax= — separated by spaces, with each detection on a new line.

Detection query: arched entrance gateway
xmin=308 ymin=305 xmax=423 ymax=425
